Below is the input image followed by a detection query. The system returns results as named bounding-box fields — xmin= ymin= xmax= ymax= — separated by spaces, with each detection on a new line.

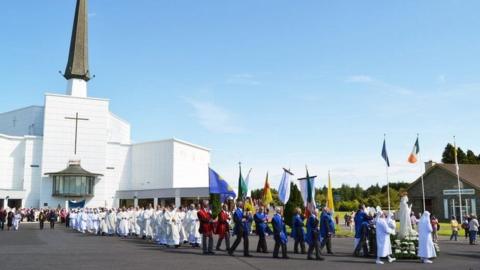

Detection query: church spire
xmin=65 ymin=0 xmax=90 ymax=82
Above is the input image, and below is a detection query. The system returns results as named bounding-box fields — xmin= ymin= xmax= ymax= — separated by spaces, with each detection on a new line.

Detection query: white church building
xmin=0 ymin=0 xmax=210 ymax=209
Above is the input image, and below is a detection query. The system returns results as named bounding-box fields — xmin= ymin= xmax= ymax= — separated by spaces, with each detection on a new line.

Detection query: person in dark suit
xmin=306 ymin=209 xmax=324 ymax=260
xmin=39 ymin=211 xmax=46 ymax=230
xmin=228 ymin=201 xmax=252 ymax=257
xmin=48 ymin=210 xmax=57 ymax=229
xmin=292 ymin=208 xmax=306 ymax=254
xmin=320 ymin=208 xmax=335 ymax=254
xmin=271 ymin=208 xmax=288 ymax=259
xmin=254 ymin=206 xmax=268 ymax=253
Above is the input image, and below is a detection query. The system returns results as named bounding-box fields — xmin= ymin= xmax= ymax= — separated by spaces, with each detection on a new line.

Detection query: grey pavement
xmin=0 ymin=223 xmax=479 ymax=270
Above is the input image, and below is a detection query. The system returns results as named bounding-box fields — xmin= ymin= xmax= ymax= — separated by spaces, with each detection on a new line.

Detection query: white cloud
xmin=184 ymin=98 xmax=244 ymax=134
xmin=346 ymin=75 xmax=413 ymax=95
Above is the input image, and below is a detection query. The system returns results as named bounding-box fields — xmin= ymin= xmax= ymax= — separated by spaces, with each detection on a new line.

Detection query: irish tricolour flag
xmin=408 ymin=138 xmax=420 ymax=163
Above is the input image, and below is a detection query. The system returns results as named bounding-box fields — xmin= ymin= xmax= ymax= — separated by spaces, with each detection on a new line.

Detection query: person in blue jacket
xmin=291 ymin=207 xmax=306 ymax=254
xmin=354 ymin=204 xmax=367 ymax=251
xmin=306 ymin=209 xmax=324 ymax=260
xmin=228 ymin=201 xmax=253 ymax=257
xmin=320 ymin=208 xmax=335 ymax=254
xmin=254 ymin=206 xmax=268 ymax=253
xmin=272 ymin=208 xmax=289 ymax=259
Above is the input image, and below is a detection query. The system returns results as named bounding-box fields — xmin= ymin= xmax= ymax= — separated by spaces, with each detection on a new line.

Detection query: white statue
xmin=398 ymin=195 xmax=417 ymax=239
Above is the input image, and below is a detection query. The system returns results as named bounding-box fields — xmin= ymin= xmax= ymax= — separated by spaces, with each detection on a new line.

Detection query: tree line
xmin=442 ymin=143 xmax=480 ymax=164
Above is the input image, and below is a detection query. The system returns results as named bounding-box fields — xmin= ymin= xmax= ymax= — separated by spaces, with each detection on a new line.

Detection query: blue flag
xmin=278 ymin=169 xmax=293 ymax=204
xmin=209 ymin=168 xmax=236 ymax=201
xmin=381 ymin=139 xmax=390 ymax=167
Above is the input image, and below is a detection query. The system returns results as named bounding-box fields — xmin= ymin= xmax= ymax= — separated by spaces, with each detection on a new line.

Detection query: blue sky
xmin=1 ymin=1 xmax=480 ymax=190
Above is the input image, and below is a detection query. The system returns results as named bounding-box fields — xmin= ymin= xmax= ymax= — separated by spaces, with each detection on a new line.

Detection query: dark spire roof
xmin=45 ymin=161 xmax=103 ymax=177
xmin=64 ymin=0 xmax=90 ymax=81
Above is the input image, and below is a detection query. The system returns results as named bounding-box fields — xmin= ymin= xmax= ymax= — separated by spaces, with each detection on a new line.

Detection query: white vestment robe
xmin=376 ymin=216 xmax=394 ymax=258
xmin=143 ymin=209 xmax=153 ymax=237
xmin=107 ymin=211 xmax=117 ymax=235
xmin=177 ymin=210 xmax=187 ymax=243
xmin=185 ymin=209 xmax=201 ymax=244
xmin=418 ymin=211 xmax=437 ymax=259
xmin=165 ymin=209 xmax=180 ymax=246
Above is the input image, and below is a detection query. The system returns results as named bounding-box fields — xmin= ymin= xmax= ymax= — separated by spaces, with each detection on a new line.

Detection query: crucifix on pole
xmin=65 ymin=112 xmax=89 ymax=155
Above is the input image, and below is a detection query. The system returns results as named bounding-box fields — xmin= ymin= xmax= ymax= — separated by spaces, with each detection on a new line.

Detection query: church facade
xmin=0 ymin=0 xmax=210 ymax=209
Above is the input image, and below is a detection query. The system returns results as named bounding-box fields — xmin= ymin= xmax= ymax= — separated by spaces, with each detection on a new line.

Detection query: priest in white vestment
xmin=69 ymin=211 xmax=77 ymax=229
xmin=92 ymin=210 xmax=100 ymax=235
xmin=165 ymin=205 xmax=180 ymax=247
xmin=136 ymin=208 xmax=144 ymax=237
xmin=375 ymin=210 xmax=396 ymax=264
xmin=185 ymin=204 xmax=201 ymax=246
xmin=118 ymin=208 xmax=129 ymax=238
xmin=99 ymin=210 xmax=108 ymax=235
xmin=418 ymin=211 xmax=436 ymax=263
xmin=143 ymin=205 xmax=154 ymax=239
xmin=177 ymin=207 xmax=187 ymax=243
xmin=106 ymin=209 xmax=117 ymax=236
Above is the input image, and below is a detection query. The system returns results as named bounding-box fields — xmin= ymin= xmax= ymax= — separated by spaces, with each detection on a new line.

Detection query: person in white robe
xmin=177 ymin=206 xmax=187 ymax=244
xmin=153 ymin=206 xmax=162 ymax=243
xmin=185 ymin=204 xmax=201 ymax=246
xmin=143 ymin=205 xmax=154 ymax=239
xmin=128 ymin=208 xmax=136 ymax=236
xmin=87 ymin=209 xmax=94 ymax=233
xmin=79 ymin=210 xmax=88 ymax=233
xmin=99 ymin=210 xmax=108 ymax=235
xmin=69 ymin=210 xmax=77 ymax=229
xmin=375 ymin=210 xmax=396 ymax=264
xmin=418 ymin=211 xmax=436 ymax=263
xmin=92 ymin=209 xmax=100 ymax=235
xmin=118 ymin=208 xmax=129 ymax=238
xmin=136 ymin=208 xmax=144 ymax=237
xmin=107 ymin=209 xmax=117 ymax=236
xmin=158 ymin=208 xmax=168 ymax=245
xmin=13 ymin=211 xmax=21 ymax=231
xmin=165 ymin=205 xmax=180 ymax=247
xmin=76 ymin=210 xmax=82 ymax=232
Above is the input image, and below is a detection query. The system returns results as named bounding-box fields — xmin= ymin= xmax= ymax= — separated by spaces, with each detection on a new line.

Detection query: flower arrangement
xmin=390 ymin=233 xmax=440 ymax=259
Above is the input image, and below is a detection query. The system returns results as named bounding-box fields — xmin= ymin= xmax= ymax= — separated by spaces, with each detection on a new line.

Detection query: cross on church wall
xmin=65 ymin=112 xmax=89 ymax=155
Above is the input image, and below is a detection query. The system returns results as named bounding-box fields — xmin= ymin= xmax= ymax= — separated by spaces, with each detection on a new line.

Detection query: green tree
xmin=284 ymin=183 xmax=304 ymax=227
xmin=466 ymin=150 xmax=479 ymax=164
xmin=209 ymin=193 xmax=221 ymax=218
xmin=442 ymin=143 xmax=468 ymax=164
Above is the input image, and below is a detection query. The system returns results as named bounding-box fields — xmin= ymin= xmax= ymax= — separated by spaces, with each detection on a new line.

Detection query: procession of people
xmin=3 ymin=198 xmax=478 ymax=265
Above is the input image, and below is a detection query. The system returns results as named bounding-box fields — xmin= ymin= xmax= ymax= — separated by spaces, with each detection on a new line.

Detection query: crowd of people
xmin=2 ymin=200 xmax=478 ymax=264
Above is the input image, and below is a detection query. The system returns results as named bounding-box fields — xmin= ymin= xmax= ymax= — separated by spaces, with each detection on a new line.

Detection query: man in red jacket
xmin=197 ymin=200 xmax=214 ymax=255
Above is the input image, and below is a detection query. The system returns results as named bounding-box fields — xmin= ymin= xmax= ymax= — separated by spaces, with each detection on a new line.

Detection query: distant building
xmin=407 ymin=161 xmax=480 ymax=221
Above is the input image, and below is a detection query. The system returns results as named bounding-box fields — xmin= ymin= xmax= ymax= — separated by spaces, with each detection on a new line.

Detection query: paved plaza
xmin=0 ymin=223 xmax=478 ymax=270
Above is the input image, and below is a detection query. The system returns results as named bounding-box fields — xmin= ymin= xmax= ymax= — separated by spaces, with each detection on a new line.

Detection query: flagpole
xmin=454 ymin=136 xmax=463 ymax=222
xmin=417 ymin=134 xmax=426 ymax=212
xmin=384 ymin=134 xmax=391 ymax=212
